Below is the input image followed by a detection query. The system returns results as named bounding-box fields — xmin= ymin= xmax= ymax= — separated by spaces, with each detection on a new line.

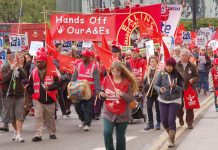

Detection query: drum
xmin=67 ymin=80 xmax=91 ymax=102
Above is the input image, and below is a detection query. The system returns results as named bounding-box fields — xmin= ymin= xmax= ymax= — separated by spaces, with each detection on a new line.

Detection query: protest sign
xmin=62 ymin=41 xmax=72 ymax=51
xmin=0 ymin=37 xmax=3 ymax=52
xmin=145 ymin=40 xmax=154 ymax=56
xmin=195 ymin=35 xmax=207 ymax=47
xmin=121 ymin=46 xmax=133 ymax=53
xmin=208 ymin=40 xmax=218 ymax=50
xmin=10 ymin=34 xmax=22 ymax=52
xmin=82 ymin=41 xmax=92 ymax=48
xmin=29 ymin=41 xmax=44 ymax=56
xmin=50 ymin=14 xmax=115 ymax=41
xmin=198 ymin=27 xmax=213 ymax=41
xmin=161 ymin=5 xmax=183 ymax=37
xmin=182 ymin=31 xmax=191 ymax=44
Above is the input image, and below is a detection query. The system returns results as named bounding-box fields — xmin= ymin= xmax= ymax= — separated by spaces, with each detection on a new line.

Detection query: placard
xmin=29 ymin=41 xmax=44 ymax=56
xmin=10 ymin=34 xmax=21 ymax=52
xmin=145 ymin=40 xmax=154 ymax=56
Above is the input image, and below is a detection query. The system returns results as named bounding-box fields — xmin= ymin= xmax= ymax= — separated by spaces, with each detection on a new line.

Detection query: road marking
xmin=126 ymin=136 xmax=137 ymax=141
xmin=93 ymin=148 xmax=105 ymax=150
xmin=148 ymin=94 xmax=214 ymax=150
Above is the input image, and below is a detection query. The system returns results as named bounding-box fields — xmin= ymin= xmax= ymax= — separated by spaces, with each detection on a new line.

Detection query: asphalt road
xmin=0 ymin=92 xmax=213 ymax=150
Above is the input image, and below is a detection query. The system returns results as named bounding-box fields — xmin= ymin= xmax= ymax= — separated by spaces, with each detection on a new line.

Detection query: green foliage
xmin=0 ymin=0 xmax=55 ymax=23
xmin=180 ymin=18 xmax=218 ymax=31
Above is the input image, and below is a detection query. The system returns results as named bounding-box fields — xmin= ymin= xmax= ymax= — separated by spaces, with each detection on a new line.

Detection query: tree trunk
xmin=114 ymin=0 xmax=121 ymax=7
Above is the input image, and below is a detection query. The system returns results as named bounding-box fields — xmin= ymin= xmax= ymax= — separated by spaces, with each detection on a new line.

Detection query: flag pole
xmin=43 ymin=5 xmax=48 ymax=102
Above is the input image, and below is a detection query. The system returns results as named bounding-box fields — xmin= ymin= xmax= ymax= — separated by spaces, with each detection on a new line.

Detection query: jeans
xmin=146 ymin=95 xmax=161 ymax=125
xmin=159 ymin=102 xmax=180 ymax=131
xmin=198 ymin=71 xmax=209 ymax=91
xmin=74 ymin=99 xmax=93 ymax=126
xmin=103 ymin=118 xmax=128 ymax=150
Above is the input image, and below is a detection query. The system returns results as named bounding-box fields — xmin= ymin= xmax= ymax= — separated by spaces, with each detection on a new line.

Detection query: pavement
xmin=177 ymin=105 xmax=218 ymax=150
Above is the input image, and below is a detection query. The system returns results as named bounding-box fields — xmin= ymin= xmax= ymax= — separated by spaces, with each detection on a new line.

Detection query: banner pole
xmin=18 ymin=0 xmax=23 ymax=34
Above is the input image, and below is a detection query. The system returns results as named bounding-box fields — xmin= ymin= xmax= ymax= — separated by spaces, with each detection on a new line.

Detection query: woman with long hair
xmin=99 ymin=60 xmax=138 ymax=150
xmin=144 ymin=56 xmax=161 ymax=130
xmin=154 ymin=58 xmax=184 ymax=147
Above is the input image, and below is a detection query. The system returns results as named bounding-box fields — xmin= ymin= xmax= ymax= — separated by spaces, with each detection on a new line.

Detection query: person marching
xmin=144 ymin=56 xmax=161 ymax=130
xmin=1 ymin=49 xmax=27 ymax=142
xmin=99 ymin=60 xmax=138 ymax=150
xmin=71 ymin=50 xmax=100 ymax=131
xmin=129 ymin=48 xmax=146 ymax=80
xmin=111 ymin=44 xmax=131 ymax=71
xmin=176 ymin=49 xmax=199 ymax=129
xmin=26 ymin=49 xmax=59 ymax=142
xmin=211 ymin=58 xmax=218 ymax=111
xmin=154 ymin=58 xmax=184 ymax=147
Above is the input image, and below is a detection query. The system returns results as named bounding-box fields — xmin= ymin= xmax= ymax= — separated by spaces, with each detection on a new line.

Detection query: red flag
xmin=46 ymin=28 xmax=59 ymax=58
xmin=94 ymin=43 xmax=116 ymax=71
xmin=138 ymin=20 xmax=162 ymax=44
xmin=46 ymin=55 xmax=58 ymax=77
xmin=102 ymin=35 xmax=110 ymax=51
xmin=162 ymin=39 xmax=171 ymax=63
xmin=212 ymin=29 xmax=218 ymax=40
xmin=138 ymin=20 xmax=153 ymax=37
xmin=175 ymin=24 xmax=185 ymax=37
xmin=58 ymin=54 xmax=76 ymax=74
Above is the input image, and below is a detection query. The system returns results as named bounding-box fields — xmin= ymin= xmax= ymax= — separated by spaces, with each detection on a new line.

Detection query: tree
xmin=0 ymin=0 xmax=55 ymax=23
xmin=0 ymin=1 xmax=21 ymax=23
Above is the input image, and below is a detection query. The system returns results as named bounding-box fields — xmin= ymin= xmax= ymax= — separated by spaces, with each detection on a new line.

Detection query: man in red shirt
xmin=128 ymin=48 xmax=147 ymax=80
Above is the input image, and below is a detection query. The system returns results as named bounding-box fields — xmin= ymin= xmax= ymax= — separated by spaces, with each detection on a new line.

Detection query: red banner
xmin=113 ymin=4 xmax=161 ymax=46
xmin=50 ymin=14 xmax=116 ymax=41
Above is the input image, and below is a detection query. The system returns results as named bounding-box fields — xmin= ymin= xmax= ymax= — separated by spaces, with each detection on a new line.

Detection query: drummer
xmin=71 ymin=50 xmax=100 ymax=131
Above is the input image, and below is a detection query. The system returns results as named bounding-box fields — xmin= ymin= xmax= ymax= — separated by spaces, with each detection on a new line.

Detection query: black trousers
xmin=74 ymin=98 xmax=93 ymax=126
xmin=146 ymin=95 xmax=161 ymax=125
xmin=57 ymin=88 xmax=66 ymax=115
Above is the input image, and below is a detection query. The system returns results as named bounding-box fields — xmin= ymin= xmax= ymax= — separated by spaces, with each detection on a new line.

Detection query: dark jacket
xmin=176 ymin=61 xmax=199 ymax=89
xmin=154 ymin=70 xmax=184 ymax=101
xmin=144 ymin=68 xmax=158 ymax=97
xmin=2 ymin=64 xmax=27 ymax=97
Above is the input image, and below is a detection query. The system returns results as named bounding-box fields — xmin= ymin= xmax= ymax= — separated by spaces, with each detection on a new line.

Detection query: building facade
xmin=56 ymin=0 xmax=218 ymax=18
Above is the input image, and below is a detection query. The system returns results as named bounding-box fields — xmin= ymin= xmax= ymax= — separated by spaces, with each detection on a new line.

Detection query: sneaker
xmin=84 ymin=125 xmax=90 ymax=131
xmin=66 ymin=110 xmax=71 ymax=116
xmin=179 ymin=118 xmax=184 ymax=126
xmin=155 ymin=123 xmax=161 ymax=130
xmin=12 ymin=133 xmax=16 ymax=141
xmin=187 ymin=125 xmax=193 ymax=129
xmin=78 ymin=122 xmax=85 ymax=128
xmin=95 ymin=115 xmax=100 ymax=120
xmin=49 ymin=134 xmax=57 ymax=139
xmin=32 ymin=136 xmax=42 ymax=142
xmin=144 ymin=124 xmax=154 ymax=131
xmin=15 ymin=135 xmax=25 ymax=143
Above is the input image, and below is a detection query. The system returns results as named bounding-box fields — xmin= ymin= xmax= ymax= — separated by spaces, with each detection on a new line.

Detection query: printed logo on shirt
xmin=105 ymin=88 xmax=119 ymax=101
